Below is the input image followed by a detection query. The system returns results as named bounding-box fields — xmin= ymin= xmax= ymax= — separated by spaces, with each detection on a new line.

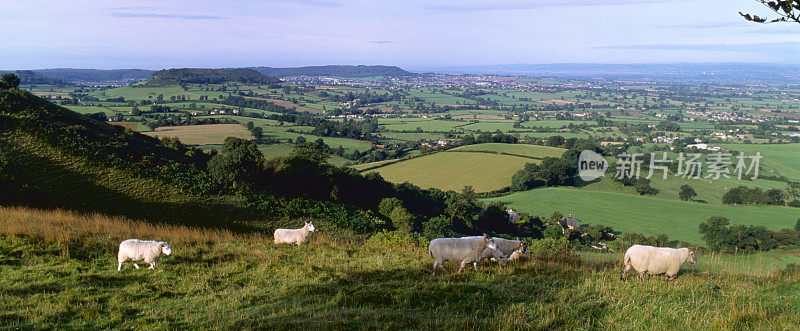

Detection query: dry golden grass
xmin=0 ymin=206 xmax=268 ymax=252
xmin=142 ymin=123 xmax=252 ymax=145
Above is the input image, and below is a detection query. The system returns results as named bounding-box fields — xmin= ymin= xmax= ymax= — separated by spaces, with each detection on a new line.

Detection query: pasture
xmin=489 ymin=188 xmax=800 ymax=244
xmin=722 ymin=143 xmax=800 ymax=181
xmin=142 ymin=124 xmax=253 ymax=145
xmin=1 ymin=206 xmax=799 ymax=329
xmin=366 ymin=151 xmax=533 ymax=192
xmin=452 ymin=143 xmax=566 ymax=159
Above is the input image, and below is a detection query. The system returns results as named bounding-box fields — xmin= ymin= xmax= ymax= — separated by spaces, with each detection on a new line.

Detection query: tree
xmin=423 ymin=215 xmax=453 ymax=239
xmin=475 ymin=201 xmax=513 ymax=233
xmin=679 ymin=184 xmax=697 ymax=201
xmin=389 ymin=205 xmax=415 ymax=233
xmin=0 ymin=73 xmax=21 ymax=89
xmin=295 ymin=136 xmax=306 ymax=144
xmin=741 ymin=0 xmax=800 ymax=23
xmin=378 ymin=197 xmax=404 ymax=217
xmin=207 ymin=137 xmax=265 ymax=191
xmin=445 ymin=186 xmax=481 ymax=233
xmin=699 ymin=216 xmax=734 ymax=251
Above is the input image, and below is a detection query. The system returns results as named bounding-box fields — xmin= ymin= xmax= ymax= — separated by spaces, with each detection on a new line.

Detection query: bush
xmin=543 ymin=224 xmax=564 ymax=239
xmin=423 ymin=216 xmax=453 ymax=239
xmin=528 ymin=237 xmax=573 ymax=256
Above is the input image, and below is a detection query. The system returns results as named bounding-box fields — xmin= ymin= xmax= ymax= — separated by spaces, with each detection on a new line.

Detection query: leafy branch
xmin=740 ymin=0 xmax=800 ymax=23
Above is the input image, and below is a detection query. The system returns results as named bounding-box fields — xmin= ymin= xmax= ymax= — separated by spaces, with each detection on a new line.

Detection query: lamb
xmin=464 ymin=236 xmax=526 ymax=263
xmin=117 ymin=239 xmax=172 ymax=271
xmin=620 ymin=245 xmax=697 ymax=281
xmin=273 ymin=221 xmax=315 ymax=245
xmin=428 ymin=234 xmax=500 ymax=274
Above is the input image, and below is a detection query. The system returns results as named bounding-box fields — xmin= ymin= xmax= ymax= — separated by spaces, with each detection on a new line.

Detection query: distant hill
xmin=31 ymin=68 xmax=154 ymax=84
xmin=251 ymin=65 xmax=415 ymax=78
xmin=152 ymin=68 xmax=280 ymax=84
xmin=419 ymin=63 xmax=800 ymax=84
xmin=5 ymin=70 xmax=65 ymax=85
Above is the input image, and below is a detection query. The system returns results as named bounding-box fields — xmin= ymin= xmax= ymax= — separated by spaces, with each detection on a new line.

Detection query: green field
xmin=722 ymin=143 xmax=800 ymax=181
xmin=452 ymin=143 xmax=566 ymax=159
xmin=366 ymin=151 xmax=534 ymax=192
xmin=489 ymin=188 xmax=800 ymax=244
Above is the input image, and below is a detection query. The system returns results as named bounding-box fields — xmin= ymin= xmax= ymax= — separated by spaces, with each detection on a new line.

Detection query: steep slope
xmin=0 ymin=88 xmax=385 ymax=233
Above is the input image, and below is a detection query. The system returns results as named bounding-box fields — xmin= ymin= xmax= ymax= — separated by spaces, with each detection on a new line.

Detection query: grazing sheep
xmin=428 ymin=234 xmax=499 ymax=274
xmin=620 ymin=245 xmax=697 ymax=281
xmin=476 ymin=244 xmax=508 ymax=269
xmin=464 ymin=236 xmax=526 ymax=263
xmin=273 ymin=221 xmax=315 ymax=245
xmin=117 ymin=239 xmax=172 ymax=271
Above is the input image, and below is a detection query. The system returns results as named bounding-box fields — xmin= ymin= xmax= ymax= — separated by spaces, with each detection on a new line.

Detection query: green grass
xmin=489 ymin=188 xmax=800 ymax=244
xmin=3 ymin=209 xmax=800 ymax=329
xmin=380 ymin=119 xmax=468 ymax=132
xmin=722 ymin=143 xmax=800 ymax=181
xmin=452 ymin=143 xmax=566 ymax=159
xmin=366 ymin=151 xmax=533 ymax=192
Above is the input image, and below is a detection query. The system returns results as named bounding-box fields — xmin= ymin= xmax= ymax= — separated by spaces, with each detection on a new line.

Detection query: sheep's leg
xmin=638 ymin=271 xmax=645 ymax=281
xmin=437 ymin=261 xmax=448 ymax=274
xmin=133 ymin=263 xmax=140 ymax=269
xmin=458 ymin=261 xmax=468 ymax=273
xmin=118 ymin=262 xmax=123 ymax=271
xmin=148 ymin=262 xmax=155 ymax=270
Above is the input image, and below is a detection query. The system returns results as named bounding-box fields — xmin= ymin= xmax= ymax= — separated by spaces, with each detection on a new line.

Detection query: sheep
xmin=476 ymin=243 xmax=508 ymax=269
xmin=428 ymin=234 xmax=500 ymax=275
xmin=273 ymin=221 xmax=315 ymax=245
xmin=620 ymin=245 xmax=697 ymax=281
xmin=117 ymin=239 xmax=172 ymax=271
xmin=464 ymin=236 xmax=526 ymax=264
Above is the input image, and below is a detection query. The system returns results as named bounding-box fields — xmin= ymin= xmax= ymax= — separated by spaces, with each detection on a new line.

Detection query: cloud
xmin=424 ymin=0 xmax=684 ymax=11
xmin=369 ymin=40 xmax=393 ymax=44
xmin=111 ymin=12 xmax=225 ymax=20
xmin=594 ymin=42 xmax=800 ymax=52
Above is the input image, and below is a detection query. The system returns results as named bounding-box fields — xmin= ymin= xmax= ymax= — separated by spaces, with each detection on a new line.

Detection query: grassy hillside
xmin=722 ymin=143 xmax=800 ymax=181
xmin=152 ymin=68 xmax=280 ymax=85
xmin=452 ymin=143 xmax=566 ymax=159
xmin=367 ymin=151 xmax=533 ymax=192
xmin=2 ymin=206 xmax=800 ymax=329
xmin=489 ymin=188 xmax=800 ymax=244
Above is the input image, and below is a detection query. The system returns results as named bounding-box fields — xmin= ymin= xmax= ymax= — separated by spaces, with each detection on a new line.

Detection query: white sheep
xmin=620 ymin=245 xmax=697 ymax=281
xmin=464 ymin=236 xmax=526 ymax=264
xmin=117 ymin=239 xmax=172 ymax=271
xmin=273 ymin=221 xmax=315 ymax=245
xmin=428 ymin=234 xmax=500 ymax=274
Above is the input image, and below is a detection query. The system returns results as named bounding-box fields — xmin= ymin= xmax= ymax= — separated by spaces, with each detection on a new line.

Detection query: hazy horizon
xmin=2 ymin=0 xmax=799 ymax=69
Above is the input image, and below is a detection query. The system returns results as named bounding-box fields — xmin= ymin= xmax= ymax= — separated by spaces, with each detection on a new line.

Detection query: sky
xmin=1 ymin=0 xmax=798 ymax=70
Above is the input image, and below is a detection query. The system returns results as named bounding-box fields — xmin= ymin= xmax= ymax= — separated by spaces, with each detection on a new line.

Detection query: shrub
xmin=528 ymin=237 xmax=573 ymax=256
xmin=422 ymin=216 xmax=453 ymax=239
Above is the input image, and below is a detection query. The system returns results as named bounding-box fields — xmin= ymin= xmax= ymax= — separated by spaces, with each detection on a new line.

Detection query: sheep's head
xmin=688 ymin=250 xmax=697 ymax=265
xmin=519 ymin=242 xmax=527 ymax=254
xmin=161 ymin=242 xmax=172 ymax=256
xmin=483 ymin=234 xmax=498 ymax=251
xmin=306 ymin=222 xmax=316 ymax=232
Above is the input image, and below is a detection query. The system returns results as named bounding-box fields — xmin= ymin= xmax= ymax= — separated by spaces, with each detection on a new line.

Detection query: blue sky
xmin=1 ymin=0 xmax=798 ymax=69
